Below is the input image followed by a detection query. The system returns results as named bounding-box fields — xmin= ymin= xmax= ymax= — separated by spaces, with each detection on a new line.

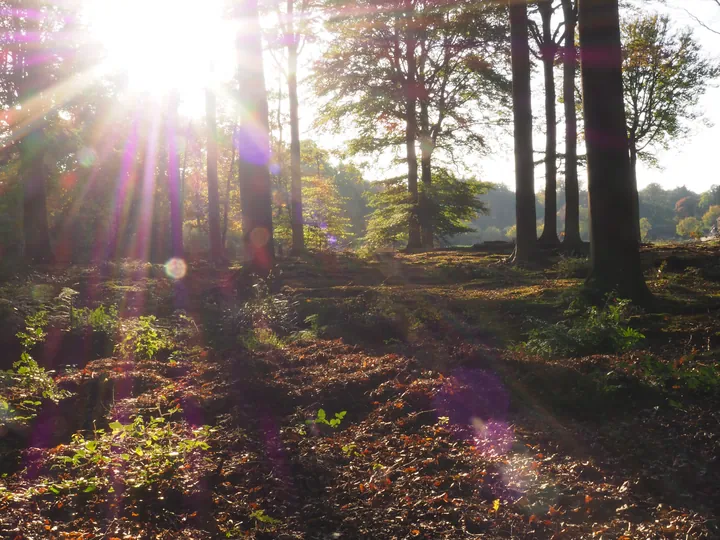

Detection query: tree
xmin=364 ymin=170 xmax=490 ymax=248
xmin=578 ymin=0 xmax=649 ymax=302
xmin=639 ymin=217 xmax=652 ymax=242
xmin=676 ymin=216 xmax=704 ymax=239
xmin=560 ymin=0 xmax=583 ymax=247
xmin=237 ymin=0 xmax=275 ymax=271
xmin=622 ymin=15 xmax=720 ymax=241
xmin=167 ymin=93 xmax=184 ymax=259
xmin=530 ymin=0 xmax=563 ymax=246
xmin=702 ymin=205 xmax=720 ymax=229
xmin=508 ymin=0 xmax=536 ymax=263
xmin=315 ymin=0 xmax=509 ymax=250
xmin=206 ymin=86 xmax=224 ymax=262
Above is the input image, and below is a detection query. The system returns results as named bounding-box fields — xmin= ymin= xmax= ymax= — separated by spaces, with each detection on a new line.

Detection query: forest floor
xmin=1 ymin=242 xmax=720 ymax=539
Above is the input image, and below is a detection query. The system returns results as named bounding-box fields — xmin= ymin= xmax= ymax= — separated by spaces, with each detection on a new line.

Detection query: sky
xmin=297 ymin=0 xmax=720 ymax=195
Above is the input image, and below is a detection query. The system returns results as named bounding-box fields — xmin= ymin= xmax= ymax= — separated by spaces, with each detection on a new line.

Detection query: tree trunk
xmin=206 ymin=87 xmax=224 ymax=262
xmin=629 ymin=144 xmax=641 ymax=243
xmin=20 ymin=129 xmax=53 ymax=264
xmin=419 ymin=101 xmax=433 ymax=248
xmin=578 ymin=0 xmax=650 ymax=302
xmin=509 ymin=0 xmax=537 ymax=263
xmin=167 ymin=93 xmax=184 ymax=259
xmin=537 ymin=0 xmax=560 ymax=246
xmin=222 ymin=124 xmax=237 ymax=248
xmin=288 ymin=0 xmax=305 ymax=254
xmin=561 ymin=0 xmax=583 ymax=247
xmin=405 ymin=4 xmax=421 ymax=250
xmin=237 ymin=0 xmax=275 ymax=272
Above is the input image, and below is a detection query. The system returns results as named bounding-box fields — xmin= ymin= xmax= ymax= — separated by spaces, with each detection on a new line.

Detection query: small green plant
xmin=49 ymin=408 xmax=213 ymax=496
xmin=306 ymin=408 xmax=347 ymax=429
xmin=1 ymin=311 xmax=71 ymax=426
xmin=342 ymin=443 xmax=361 ymax=457
xmin=249 ymin=509 xmax=282 ymax=528
xmin=117 ymin=315 xmax=173 ymax=360
xmin=521 ymin=297 xmax=644 ymax=358
xmin=239 ymin=327 xmax=286 ymax=351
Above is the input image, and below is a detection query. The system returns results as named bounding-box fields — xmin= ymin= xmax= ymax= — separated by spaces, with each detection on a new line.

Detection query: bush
xmin=117 ymin=315 xmax=174 ymax=361
xmin=522 ymin=298 xmax=645 ymax=358
xmin=555 ymin=256 xmax=590 ymax=278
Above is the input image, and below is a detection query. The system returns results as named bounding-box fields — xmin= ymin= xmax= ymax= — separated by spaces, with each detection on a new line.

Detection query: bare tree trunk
xmin=578 ymin=0 xmax=650 ymax=302
xmin=167 ymin=93 xmax=184 ymax=259
xmin=419 ymin=100 xmax=433 ymax=248
xmin=222 ymin=124 xmax=238 ymax=248
xmin=629 ymin=144 xmax=641 ymax=243
xmin=537 ymin=0 xmax=560 ymax=246
xmin=206 ymin=86 xmax=224 ymax=262
xmin=509 ymin=0 xmax=537 ymax=263
xmin=405 ymin=0 xmax=422 ymax=249
xmin=287 ymin=0 xmax=305 ymax=254
xmin=561 ymin=0 xmax=583 ymax=247
xmin=237 ymin=0 xmax=275 ymax=272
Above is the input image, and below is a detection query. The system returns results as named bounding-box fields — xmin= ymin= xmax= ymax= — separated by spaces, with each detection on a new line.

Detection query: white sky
xmin=293 ymin=0 xmax=720 ymax=194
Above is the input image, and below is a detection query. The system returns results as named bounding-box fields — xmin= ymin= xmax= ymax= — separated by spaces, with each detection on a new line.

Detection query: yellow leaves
xmin=492 ymin=499 xmax=500 ymax=512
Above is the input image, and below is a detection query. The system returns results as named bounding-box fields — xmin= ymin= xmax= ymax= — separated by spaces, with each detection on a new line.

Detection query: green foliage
xmin=702 ymin=205 xmax=720 ymax=230
xmin=676 ymin=216 xmax=704 ymax=239
xmin=364 ymin=171 xmax=490 ymax=248
xmin=240 ymin=328 xmax=286 ymax=351
xmin=555 ymin=256 xmax=590 ymax=278
xmin=622 ymin=14 xmax=720 ymax=164
xmin=626 ymin=354 xmax=720 ymax=395
xmin=1 ymin=311 xmax=70 ymax=426
xmin=522 ymin=298 xmax=645 ymax=358
xmin=307 ymin=408 xmax=347 ymax=429
xmin=48 ymin=409 xmax=213 ymax=496
xmin=117 ymin=315 xmax=173 ymax=361
xmin=639 ymin=217 xmax=652 ymax=242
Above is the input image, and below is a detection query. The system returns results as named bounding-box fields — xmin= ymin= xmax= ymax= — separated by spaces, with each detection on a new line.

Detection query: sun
xmin=84 ymin=0 xmax=237 ymax=104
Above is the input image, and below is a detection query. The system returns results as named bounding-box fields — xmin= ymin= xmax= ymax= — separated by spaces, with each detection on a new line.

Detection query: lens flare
xmin=164 ymin=257 xmax=187 ymax=280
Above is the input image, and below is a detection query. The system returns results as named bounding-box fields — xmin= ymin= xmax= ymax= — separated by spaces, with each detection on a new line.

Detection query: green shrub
xmin=117 ymin=315 xmax=173 ymax=361
xmin=46 ymin=409 xmax=213 ymax=496
xmin=555 ymin=256 xmax=590 ymax=278
xmin=522 ymin=298 xmax=645 ymax=358
xmin=0 ymin=311 xmax=71 ymax=426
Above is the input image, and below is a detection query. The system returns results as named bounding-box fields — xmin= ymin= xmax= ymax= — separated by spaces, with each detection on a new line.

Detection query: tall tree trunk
xmin=419 ymin=100 xmax=433 ymax=248
xmin=20 ymin=130 xmax=53 ymax=263
xmin=206 ymin=86 xmax=223 ymax=261
xmin=287 ymin=0 xmax=305 ymax=254
xmin=222 ymin=124 xmax=238 ymax=248
xmin=237 ymin=0 xmax=275 ymax=272
xmin=405 ymin=4 xmax=422 ymax=250
xmin=629 ymin=143 xmax=641 ymax=243
xmin=167 ymin=93 xmax=184 ymax=259
xmin=509 ymin=0 xmax=537 ymax=263
xmin=578 ymin=0 xmax=650 ymax=302
xmin=537 ymin=0 xmax=560 ymax=246
xmin=561 ymin=0 xmax=583 ymax=247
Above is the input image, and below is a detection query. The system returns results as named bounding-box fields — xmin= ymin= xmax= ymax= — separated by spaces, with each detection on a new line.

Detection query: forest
xmin=2 ymin=0 xmax=720 ymax=538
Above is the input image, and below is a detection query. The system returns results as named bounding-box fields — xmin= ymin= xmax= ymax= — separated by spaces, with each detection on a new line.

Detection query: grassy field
xmin=1 ymin=242 xmax=720 ymax=538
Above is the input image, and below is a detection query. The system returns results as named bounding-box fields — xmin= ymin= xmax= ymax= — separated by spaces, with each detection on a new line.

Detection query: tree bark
xmin=167 ymin=93 xmax=184 ymax=259
xmin=578 ymin=0 xmax=650 ymax=302
xmin=629 ymin=144 xmax=641 ymax=243
xmin=561 ymin=0 xmax=583 ymax=247
xmin=206 ymin=86 xmax=224 ymax=262
xmin=237 ymin=0 xmax=275 ymax=272
xmin=288 ymin=0 xmax=305 ymax=254
xmin=537 ymin=0 xmax=560 ymax=246
xmin=404 ymin=1 xmax=422 ymax=249
xmin=419 ymin=100 xmax=433 ymax=248
xmin=222 ymin=124 xmax=237 ymax=248
xmin=509 ymin=0 xmax=537 ymax=263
